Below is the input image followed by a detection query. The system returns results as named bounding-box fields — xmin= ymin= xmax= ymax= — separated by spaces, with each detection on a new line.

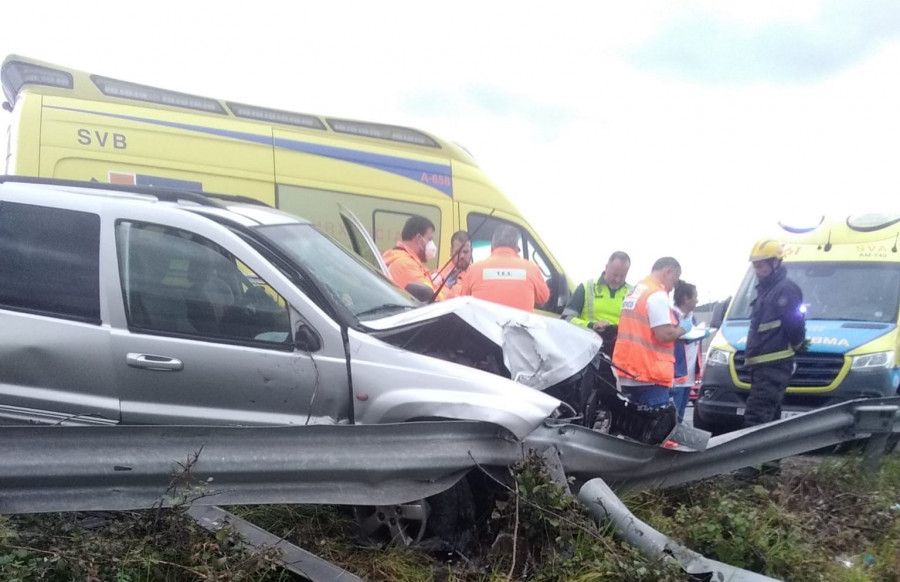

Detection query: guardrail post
xmin=862 ymin=433 xmax=891 ymax=473
xmin=853 ymin=405 xmax=898 ymax=474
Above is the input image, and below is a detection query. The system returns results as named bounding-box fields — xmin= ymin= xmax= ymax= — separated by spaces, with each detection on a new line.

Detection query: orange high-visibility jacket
xmin=613 ymin=275 xmax=677 ymax=387
xmin=382 ymin=243 xmax=449 ymax=301
xmin=459 ymin=247 xmax=550 ymax=312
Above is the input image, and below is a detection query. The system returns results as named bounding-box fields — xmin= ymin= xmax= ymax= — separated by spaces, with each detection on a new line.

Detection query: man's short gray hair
xmin=491 ymin=225 xmax=520 ymax=249
xmin=651 ymin=256 xmax=681 ymax=272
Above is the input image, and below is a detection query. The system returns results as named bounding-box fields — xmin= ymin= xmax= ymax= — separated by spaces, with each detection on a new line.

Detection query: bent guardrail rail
xmin=2 ymin=398 xmax=896 ymax=581
xmin=524 ymin=396 xmax=899 ymax=492
xmin=578 ymin=478 xmax=784 ymax=582
xmin=1 ymin=397 xmax=896 ymax=515
xmin=188 ymin=505 xmax=367 ymax=582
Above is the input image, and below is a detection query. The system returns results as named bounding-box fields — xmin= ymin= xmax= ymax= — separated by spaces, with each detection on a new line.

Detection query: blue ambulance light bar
xmin=1 ymin=60 xmax=74 ymax=104
xmin=91 ymin=75 xmax=227 ymax=115
xmin=228 ymin=102 xmax=326 ymax=130
xmin=326 ymin=118 xmax=440 ymax=148
xmin=846 ymin=213 xmax=900 ymax=232
xmin=777 ymin=215 xmax=824 ymax=234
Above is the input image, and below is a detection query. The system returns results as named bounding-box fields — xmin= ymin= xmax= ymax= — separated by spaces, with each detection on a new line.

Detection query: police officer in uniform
xmin=562 ymin=250 xmax=632 ymax=356
xmin=563 ymin=252 xmax=632 ymax=421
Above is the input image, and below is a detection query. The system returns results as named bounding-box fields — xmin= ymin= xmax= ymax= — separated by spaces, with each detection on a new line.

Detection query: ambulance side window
xmin=274 ymin=183 xmax=441 ymax=269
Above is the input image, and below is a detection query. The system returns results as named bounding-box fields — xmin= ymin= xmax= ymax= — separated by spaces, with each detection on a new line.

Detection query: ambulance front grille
xmin=732 ymin=351 xmax=845 ymax=388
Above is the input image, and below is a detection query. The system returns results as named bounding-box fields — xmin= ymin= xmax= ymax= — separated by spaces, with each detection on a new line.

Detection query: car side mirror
xmin=294 ymin=324 xmax=322 ymax=352
xmin=405 ymin=282 xmax=435 ymax=303
xmin=710 ymin=297 xmax=731 ymax=329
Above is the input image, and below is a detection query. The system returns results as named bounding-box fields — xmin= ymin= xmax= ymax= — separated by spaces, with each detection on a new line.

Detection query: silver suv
xmin=0 ymin=178 xmax=601 ymax=438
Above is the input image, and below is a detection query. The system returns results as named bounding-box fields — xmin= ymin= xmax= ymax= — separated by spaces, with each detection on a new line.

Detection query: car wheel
xmin=425 ymin=476 xmax=475 ymax=548
xmin=354 ymin=416 xmax=478 ymax=548
xmin=352 ymin=476 xmax=476 ymax=549
xmin=353 ymin=500 xmax=430 ymax=546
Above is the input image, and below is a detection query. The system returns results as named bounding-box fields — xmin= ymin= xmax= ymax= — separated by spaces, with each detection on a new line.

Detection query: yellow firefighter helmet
xmin=749 ymin=239 xmax=784 ymax=262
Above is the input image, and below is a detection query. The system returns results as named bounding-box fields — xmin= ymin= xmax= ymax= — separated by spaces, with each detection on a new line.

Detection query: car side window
xmin=0 ymin=201 xmax=101 ymax=323
xmin=116 ymin=221 xmax=291 ymax=346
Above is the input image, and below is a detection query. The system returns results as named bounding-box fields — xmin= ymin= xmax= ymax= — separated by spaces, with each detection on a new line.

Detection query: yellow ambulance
xmin=1 ymin=55 xmax=571 ymax=312
xmin=695 ymin=213 xmax=900 ymax=433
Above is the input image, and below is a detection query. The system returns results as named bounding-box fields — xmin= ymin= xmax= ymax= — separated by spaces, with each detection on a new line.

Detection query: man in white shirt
xmin=613 ymin=257 xmax=691 ymax=408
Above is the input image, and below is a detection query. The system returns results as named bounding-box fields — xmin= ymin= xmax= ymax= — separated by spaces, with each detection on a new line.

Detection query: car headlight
xmin=706 ymin=348 xmax=730 ymax=367
xmin=850 ymin=350 xmax=895 ymax=371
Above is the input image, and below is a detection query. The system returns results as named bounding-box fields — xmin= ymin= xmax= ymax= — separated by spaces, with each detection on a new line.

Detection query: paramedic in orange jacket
xmin=382 ymin=215 xmax=449 ymax=301
xmin=459 ymin=225 xmax=550 ymax=312
xmin=612 ymin=257 xmax=691 ymax=408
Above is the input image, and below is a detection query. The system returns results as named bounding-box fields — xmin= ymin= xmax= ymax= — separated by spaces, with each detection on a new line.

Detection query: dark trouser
xmin=672 ymin=384 xmax=690 ymax=423
xmin=743 ymin=359 xmax=794 ymax=428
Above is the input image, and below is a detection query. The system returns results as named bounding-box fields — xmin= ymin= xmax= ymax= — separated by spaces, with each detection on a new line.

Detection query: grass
xmin=0 ymin=508 xmax=292 ymax=581
xmin=627 ymin=452 xmax=900 ymax=582
xmin=1 ymin=451 xmax=897 ymax=581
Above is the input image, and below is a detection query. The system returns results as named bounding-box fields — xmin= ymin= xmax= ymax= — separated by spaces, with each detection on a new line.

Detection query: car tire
xmin=352 ymin=475 xmax=477 ymax=550
xmin=353 ymin=417 xmax=479 ymax=550
xmin=426 ymin=475 xmax=476 ymax=549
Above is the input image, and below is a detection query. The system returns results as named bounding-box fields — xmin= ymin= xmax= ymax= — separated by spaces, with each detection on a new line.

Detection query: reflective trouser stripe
xmin=756 ymin=319 xmax=782 ymax=332
xmin=745 ymin=348 xmax=795 ymax=366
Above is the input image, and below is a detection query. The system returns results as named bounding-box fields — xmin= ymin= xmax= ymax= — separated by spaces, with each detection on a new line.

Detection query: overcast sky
xmin=2 ymin=1 xmax=899 ymax=302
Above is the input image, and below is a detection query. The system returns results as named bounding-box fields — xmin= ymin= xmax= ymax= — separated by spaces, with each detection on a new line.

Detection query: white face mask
xmin=425 ymin=239 xmax=437 ymax=261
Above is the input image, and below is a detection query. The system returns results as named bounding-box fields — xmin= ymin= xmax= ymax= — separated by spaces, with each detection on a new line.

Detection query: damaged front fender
xmin=363 ymin=296 xmax=603 ymax=391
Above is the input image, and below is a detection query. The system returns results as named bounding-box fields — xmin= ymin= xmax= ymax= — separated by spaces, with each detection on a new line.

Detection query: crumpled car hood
xmin=362 ymin=297 xmax=603 ymax=390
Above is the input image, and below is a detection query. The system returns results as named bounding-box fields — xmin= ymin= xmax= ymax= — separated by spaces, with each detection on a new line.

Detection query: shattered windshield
xmin=255 ymin=223 xmax=416 ymax=321
xmin=730 ymin=261 xmax=900 ymax=323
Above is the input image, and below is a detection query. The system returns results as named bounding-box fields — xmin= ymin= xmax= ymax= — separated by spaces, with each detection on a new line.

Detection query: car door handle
xmin=126 ymin=353 xmax=184 ymax=372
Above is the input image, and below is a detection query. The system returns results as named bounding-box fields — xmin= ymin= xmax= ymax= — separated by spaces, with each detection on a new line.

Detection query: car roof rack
xmin=0 ymin=175 xmax=271 ymax=208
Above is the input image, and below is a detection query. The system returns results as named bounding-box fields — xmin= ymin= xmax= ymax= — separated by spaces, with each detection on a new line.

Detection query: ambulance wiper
xmin=354 ymin=303 xmax=415 ymax=318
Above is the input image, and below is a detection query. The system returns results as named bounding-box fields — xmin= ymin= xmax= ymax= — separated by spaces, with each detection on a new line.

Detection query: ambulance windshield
xmin=730 ymin=262 xmax=900 ymax=323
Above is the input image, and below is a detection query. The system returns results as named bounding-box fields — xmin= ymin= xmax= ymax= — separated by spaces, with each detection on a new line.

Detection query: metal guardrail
xmin=578 ymin=478 xmax=784 ymax=582
xmin=188 ymin=505 xmax=366 ymax=582
xmin=1 ymin=398 xmax=896 ymax=514
xmin=2 ymin=398 xmax=896 ymax=582
xmin=525 ymin=397 xmax=900 ymax=492
xmin=0 ymin=421 xmax=522 ymax=514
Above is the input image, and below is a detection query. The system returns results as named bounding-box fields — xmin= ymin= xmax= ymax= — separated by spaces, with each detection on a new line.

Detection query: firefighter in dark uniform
xmin=735 ymin=239 xmax=807 ymax=480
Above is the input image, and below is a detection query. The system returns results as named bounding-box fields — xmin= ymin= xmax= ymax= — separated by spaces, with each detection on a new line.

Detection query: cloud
xmin=402 ymin=84 xmax=572 ymax=142
xmin=627 ymin=0 xmax=900 ymax=85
